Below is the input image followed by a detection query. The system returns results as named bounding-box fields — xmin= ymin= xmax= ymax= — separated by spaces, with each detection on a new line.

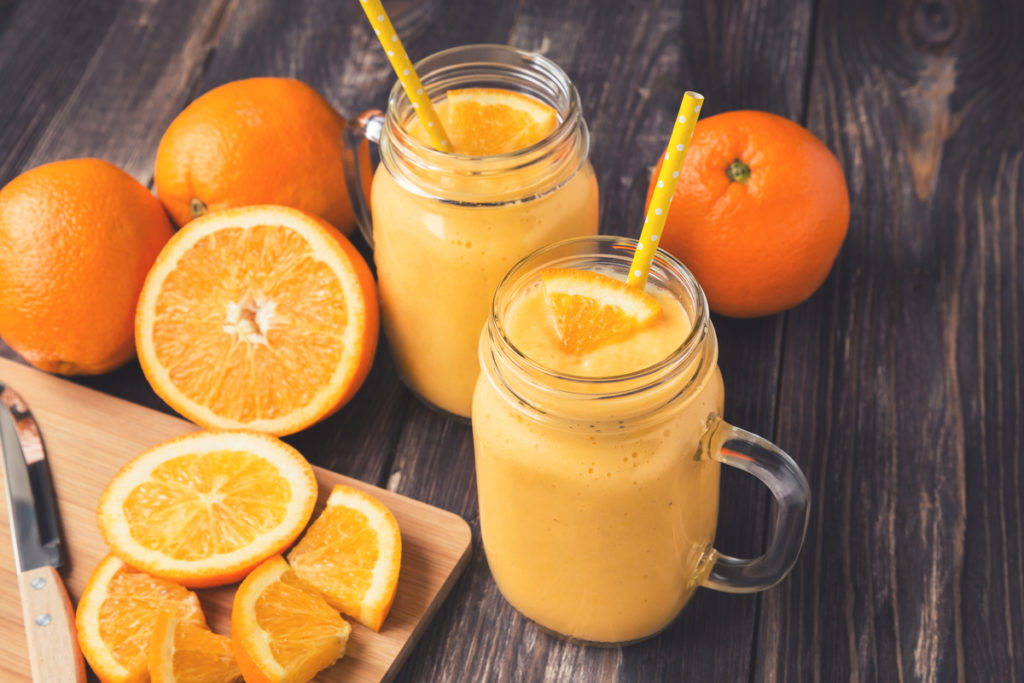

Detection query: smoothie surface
xmin=504 ymin=273 xmax=693 ymax=378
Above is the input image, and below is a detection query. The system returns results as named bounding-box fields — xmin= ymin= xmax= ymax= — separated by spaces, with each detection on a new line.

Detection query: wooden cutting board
xmin=0 ymin=357 xmax=472 ymax=682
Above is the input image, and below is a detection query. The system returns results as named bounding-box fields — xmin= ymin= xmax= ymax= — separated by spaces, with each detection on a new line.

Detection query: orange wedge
xmin=97 ymin=430 xmax=318 ymax=588
xmin=135 ymin=204 xmax=379 ymax=436
xmin=287 ymin=484 xmax=402 ymax=632
xmin=445 ymin=87 xmax=558 ymax=155
xmin=149 ymin=611 xmax=241 ymax=683
xmin=76 ymin=554 xmax=206 ymax=683
xmin=541 ymin=267 xmax=663 ymax=354
xmin=232 ymin=555 xmax=351 ymax=683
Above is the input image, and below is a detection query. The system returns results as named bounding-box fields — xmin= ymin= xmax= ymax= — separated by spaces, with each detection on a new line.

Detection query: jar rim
xmin=378 ymin=44 xmax=590 ymax=205
xmin=385 ymin=43 xmax=582 ymax=164
xmin=487 ymin=235 xmax=712 ymax=397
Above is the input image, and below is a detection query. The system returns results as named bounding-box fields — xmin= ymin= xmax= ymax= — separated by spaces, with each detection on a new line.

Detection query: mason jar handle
xmin=341 ymin=109 xmax=384 ymax=247
xmin=702 ymin=417 xmax=810 ymax=593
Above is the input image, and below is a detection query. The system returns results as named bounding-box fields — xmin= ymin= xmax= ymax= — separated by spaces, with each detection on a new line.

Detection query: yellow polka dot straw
xmin=627 ymin=91 xmax=705 ymax=289
xmin=358 ymin=0 xmax=451 ymax=151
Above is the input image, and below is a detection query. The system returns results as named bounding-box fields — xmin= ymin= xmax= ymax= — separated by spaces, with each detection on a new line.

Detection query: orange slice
xmin=135 ymin=204 xmax=379 ymax=436
xmin=97 ymin=430 xmax=318 ymax=588
xmin=541 ymin=267 xmax=663 ymax=354
xmin=149 ymin=611 xmax=241 ymax=683
xmin=445 ymin=87 xmax=558 ymax=155
xmin=232 ymin=555 xmax=351 ymax=683
xmin=287 ymin=484 xmax=402 ymax=632
xmin=76 ymin=554 xmax=205 ymax=683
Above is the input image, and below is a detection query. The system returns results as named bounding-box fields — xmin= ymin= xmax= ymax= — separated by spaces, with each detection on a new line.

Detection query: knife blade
xmin=0 ymin=382 xmax=86 ymax=682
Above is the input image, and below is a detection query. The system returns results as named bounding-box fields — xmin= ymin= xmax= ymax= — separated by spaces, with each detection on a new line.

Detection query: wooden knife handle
xmin=17 ymin=566 xmax=86 ymax=682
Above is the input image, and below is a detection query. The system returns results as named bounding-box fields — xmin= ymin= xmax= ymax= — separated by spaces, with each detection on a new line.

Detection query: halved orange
xmin=76 ymin=554 xmax=205 ymax=683
xmin=232 ymin=555 xmax=351 ymax=683
xmin=97 ymin=430 xmax=318 ymax=588
xmin=444 ymin=87 xmax=558 ymax=155
xmin=541 ymin=268 xmax=663 ymax=353
xmin=287 ymin=484 xmax=402 ymax=632
xmin=149 ymin=611 xmax=240 ymax=683
xmin=135 ymin=204 xmax=379 ymax=436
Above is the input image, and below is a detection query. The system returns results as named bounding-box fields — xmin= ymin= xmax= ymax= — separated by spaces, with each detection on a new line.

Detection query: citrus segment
xmin=135 ymin=205 xmax=379 ymax=435
xmin=287 ymin=484 xmax=402 ymax=632
xmin=540 ymin=268 xmax=663 ymax=353
xmin=76 ymin=554 xmax=205 ymax=683
xmin=97 ymin=430 xmax=318 ymax=588
xmin=444 ymin=87 xmax=558 ymax=155
xmin=149 ymin=611 xmax=241 ymax=683
xmin=231 ymin=555 xmax=351 ymax=683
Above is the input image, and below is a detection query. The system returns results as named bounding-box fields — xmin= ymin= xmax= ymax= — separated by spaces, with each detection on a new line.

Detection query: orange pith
xmin=541 ymin=268 xmax=663 ymax=354
xmin=149 ymin=611 xmax=241 ymax=683
xmin=287 ymin=484 xmax=402 ymax=632
xmin=135 ymin=205 xmax=379 ymax=435
xmin=97 ymin=430 xmax=318 ymax=588
xmin=444 ymin=87 xmax=558 ymax=155
xmin=76 ymin=554 xmax=205 ymax=683
xmin=232 ymin=555 xmax=351 ymax=683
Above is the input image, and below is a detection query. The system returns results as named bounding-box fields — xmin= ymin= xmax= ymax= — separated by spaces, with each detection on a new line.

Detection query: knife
xmin=0 ymin=382 xmax=86 ymax=682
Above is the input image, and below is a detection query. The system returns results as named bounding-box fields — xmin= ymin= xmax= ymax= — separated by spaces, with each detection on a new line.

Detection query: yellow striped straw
xmin=358 ymin=0 xmax=451 ymax=151
xmin=627 ymin=91 xmax=704 ymax=289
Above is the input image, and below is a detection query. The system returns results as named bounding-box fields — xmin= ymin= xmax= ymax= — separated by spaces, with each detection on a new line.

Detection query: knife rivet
xmin=35 ymin=613 xmax=51 ymax=627
xmin=30 ymin=577 xmax=46 ymax=590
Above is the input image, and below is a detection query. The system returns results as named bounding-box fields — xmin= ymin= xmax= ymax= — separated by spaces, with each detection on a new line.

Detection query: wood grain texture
xmin=0 ymin=357 xmax=472 ymax=683
xmin=757 ymin=0 xmax=1024 ymax=681
xmin=17 ymin=566 xmax=86 ymax=683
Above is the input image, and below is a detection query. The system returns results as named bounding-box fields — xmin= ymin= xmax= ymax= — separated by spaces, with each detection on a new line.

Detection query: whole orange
xmin=0 ymin=158 xmax=174 ymax=374
xmin=155 ymin=77 xmax=359 ymax=234
xmin=648 ymin=110 xmax=849 ymax=318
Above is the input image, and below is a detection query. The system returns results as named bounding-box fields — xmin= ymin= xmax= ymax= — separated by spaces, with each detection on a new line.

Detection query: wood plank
xmin=758 ymin=0 xmax=1024 ymax=681
xmin=0 ymin=357 xmax=472 ymax=682
xmin=0 ymin=0 xmax=233 ymax=184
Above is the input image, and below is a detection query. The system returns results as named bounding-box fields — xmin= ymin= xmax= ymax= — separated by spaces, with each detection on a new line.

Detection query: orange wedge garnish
xmin=231 ymin=555 xmax=351 ymax=683
xmin=76 ymin=554 xmax=206 ymax=683
xmin=97 ymin=430 xmax=318 ymax=588
xmin=445 ymin=87 xmax=558 ymax=155
xmin=287 ymin=484 xmax=402 ymax=632
xmin=148 ymin=611 xmax=241 ymax=683
xmin=135 ymin=204 xmax=379 ymax=436
xmin=541 ymin=268 xmax=663 ymax=354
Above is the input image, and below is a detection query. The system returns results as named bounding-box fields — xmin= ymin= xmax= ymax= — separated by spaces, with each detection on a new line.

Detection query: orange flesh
xmin=255 ymin=569 xmax=349 ymax=680
xmin=121 ymin=451 xmax=292 ymax=561
xmin=151 ymin=224 xmax=348 ymax=423
xmin=98 ymin=566 xmax=203 ymax=670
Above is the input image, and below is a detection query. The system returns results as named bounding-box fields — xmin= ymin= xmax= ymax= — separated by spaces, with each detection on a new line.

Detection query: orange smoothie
xmin=372 ymin=96 xmax=598 ymax=418
xmin=473 ymin=267 xmax=725 ymax=643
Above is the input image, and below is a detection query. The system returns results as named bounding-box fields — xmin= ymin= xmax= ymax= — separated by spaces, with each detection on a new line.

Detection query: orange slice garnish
xmin=76 ymin=554 xmax=206 ymax=683
xmin=135 ymin=204 xmax=379 ymax=436
xmin=148 ymin=611 xmax=241 ymax=683
xmin=97 ymin=430 xmax=318 ymax=588
xmin=541 ymin=267 xmax=663 ymax=354
xmin=231 ymin=555 xmax=351 ymax=683
xmin=445 ymin=87 xmax=558 ymax=155
xmin=287 ymin=484 xmax=402 ymax=632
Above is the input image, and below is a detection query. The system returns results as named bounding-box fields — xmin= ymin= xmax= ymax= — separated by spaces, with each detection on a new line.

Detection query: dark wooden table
xmin=2 ymin=0 xmax=1022 ymax=680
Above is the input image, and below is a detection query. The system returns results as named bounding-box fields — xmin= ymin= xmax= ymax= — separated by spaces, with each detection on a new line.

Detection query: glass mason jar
xmin=343 ymin=44 xmax=599 ymax=419
xmin=472 ymin=236 xmax=810 ymax=645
